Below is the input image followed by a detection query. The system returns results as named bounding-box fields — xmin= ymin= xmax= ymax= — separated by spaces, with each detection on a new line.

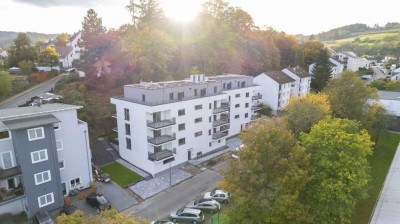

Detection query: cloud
xmin=13 ymin=0 xmax=113 ymax=7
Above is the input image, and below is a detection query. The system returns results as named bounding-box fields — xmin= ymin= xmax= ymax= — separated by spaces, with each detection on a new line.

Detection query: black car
xmin=85 ymin=192 xmax=111 ymax=212
xmin=60 ymin=205 xmax=78 ymax=215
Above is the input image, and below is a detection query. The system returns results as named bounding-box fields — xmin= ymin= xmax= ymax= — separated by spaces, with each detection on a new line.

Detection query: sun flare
xmin=162 ymin=0 xmax=202 ymax=23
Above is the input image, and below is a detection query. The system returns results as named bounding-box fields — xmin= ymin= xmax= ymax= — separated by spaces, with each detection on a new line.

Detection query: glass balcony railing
xmin=148 ymin=149 xmax=175 ymax=161
xmin=147 ymin=118 xmax=176 ymax=129
xmin=148 ymin=133 xmax=176 ymax=145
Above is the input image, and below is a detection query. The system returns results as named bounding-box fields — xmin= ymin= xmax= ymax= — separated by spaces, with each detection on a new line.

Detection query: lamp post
xmin=169 ymin=160 xmax=172 ymax=187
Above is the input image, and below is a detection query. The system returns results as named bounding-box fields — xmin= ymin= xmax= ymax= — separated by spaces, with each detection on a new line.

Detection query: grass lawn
xmin=101 ymin=162 xmax=143 ymax=187
xmin=352 ymin=131 xmax=400 ymax=224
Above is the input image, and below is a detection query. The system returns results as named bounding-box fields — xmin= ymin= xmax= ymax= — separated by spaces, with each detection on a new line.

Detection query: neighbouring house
xmin=0 ymin=104 xmax=92 ymax=218
xmin=111 ymin=74 xmax=261 ymax=176
xmin=67 ymin=31 xmax=81 ymax=61
xmin=254 ymin=70 xmax=295 ymax=114
xmin=55 ymin=46 xmax=74 ymax=69
xmin=378 ymin=91 xmax=400 ymax=117
xmin=309 ymin=58 xmax=344 ymax=78
xmin=334 ymin=52 xmax=370 ymax=72
xmin=282 ymin=66 xmax=311 ymax=97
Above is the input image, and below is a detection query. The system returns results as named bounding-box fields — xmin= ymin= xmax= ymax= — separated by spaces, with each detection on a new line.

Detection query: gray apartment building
xmin=0 ymin=104 xmax=92 ymax=218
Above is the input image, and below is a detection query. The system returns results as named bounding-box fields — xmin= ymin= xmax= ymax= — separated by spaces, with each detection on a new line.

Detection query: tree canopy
xmin=0 ymin=71 xmax=12 ymax=97
xmin=38 ymin=46 xmax=59 ymax=69
xmin=57 ymin=209 xmax=148 ymax=224
xmin=7 ymin=33 xmax=37 ymax=67
xmin=55 ymin=33 xmax=70 ymax=46
xmin=312 ymin=48 xmax=332 ymax=91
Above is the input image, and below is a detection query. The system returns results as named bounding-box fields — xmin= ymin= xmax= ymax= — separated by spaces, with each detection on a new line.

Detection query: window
xmin=195 ymin=131 xmax=202 ymax=137
xmin=1 ymin=151 xmax=13 ymax=169
xmin=59 ymin=160 xmax=65 ymax=170
xmin=241 ymin=81 xmax=246 ymax=88
xmin=142 ymin=94 xmax=146 ymax=102
xmin=195 ymin=104 xmax=203 ymax=110
xmin=214 ymin=86 xmax=217 ymax=93
xmin=245 ymin=103 xmax=249 ymax=108
xmin=56 ymin=140 xmax=63 ymax=151
xmin=178 ymin=109 xmax=185 ymax=116
xmin=53 ymin=123 xmax=60 ymax=130
xmin=163 ymin=157 xmax=175 ymax=164
xmin=194 ymin=89 xmax=198 ymax=96
xmin=237 ymin=81 xmax=240 ymax=87
xmin=227 ymin=82 xmax=232 ymax=89
xmin=200 ymin=88 xmax=206 ymax=96
xmin=209 ymin=142 xmax=212 ymax=147
xmin=235 ymin=93 xmax=240 ymax=98
xmin=34 ymin=170 xmax=51 ymax=185
xmin=31 ymin=149 xmax=48 ymax=164
xmin=178 ymin=123 xmax=185 ymax=131
xmin=195 ymin=118 xmax=202 ymax=123
xmin=70 ymin=178 xmax=81 ymax=188
xmin=178 ymin=92 xmax=184 ymax=100
xmin=209 ymin=129 xmax=212 ymax=135
xmin=209 ymin=117 xmax=211 ymax=123
xmin=246 ymin=92 xmax=249 ymax=97
xmin=124 ymin=108 xmax=130 ymax=121
xmin=223 ymin=83 xmax=226 ymax=89
xmin=179 ymin=138 xmax=186 ymax=145
xmin=245 ymin=113 xmax=249 ymax=118
xmin=235 ymin=115 xmax=240 ymax=119
xmin=28 ymin=127 xmax=44 ymax=141
xmin=209 ymin=103 xmax=212 ymax=109
xmin=169 ymin=92 xmax=174 ymax=100
xmin=38 ymin=193 xmax=54 ymax=208
xmin=126 ymin=138 xmax=131 ymax=150
xmin=235 ymin=104 xmax=240 ymax=108
xmin=0 ymin=131 xmax=10 ymax=140
xmin=125 ymin=123 xmax=131 ymax=136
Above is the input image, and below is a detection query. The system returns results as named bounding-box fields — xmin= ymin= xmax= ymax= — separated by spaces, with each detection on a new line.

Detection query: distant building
xmin=309 ymin=58 xmax=344 ymax=78
xmin=67 ymin=31 xmax=82 ymax=61
xmin=282 ymin=67 xmax=311 ymax=97
xmin=55 ymin=46 xmax=74 ymax=69
xmin=334 ymin=52 xmax=370 ymax=72
xmin=377 ymin=91 xmax=400 ymax=117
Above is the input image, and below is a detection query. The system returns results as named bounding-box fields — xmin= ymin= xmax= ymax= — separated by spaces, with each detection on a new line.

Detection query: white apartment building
xmin=309 ymin=58 xmax=344 ymax=78
xmin=335 ymin=52 xmax=370 ymax=72
xmin=254 ymin=71 xmax=295 ymax=114
xmin=282 ymin=67 xmax=311 ymax=97
xmin=0 ymin=104 xmax=92 ymax=218
xmin=111 ymin=74 xmax=261 ymax=176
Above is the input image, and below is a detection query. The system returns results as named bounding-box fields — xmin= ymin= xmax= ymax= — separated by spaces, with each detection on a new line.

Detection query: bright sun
xmin=162 ymin=0 xmax=202 ymax=23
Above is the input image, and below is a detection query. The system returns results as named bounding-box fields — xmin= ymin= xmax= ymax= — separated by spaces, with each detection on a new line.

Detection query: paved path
xmin=123 ymin=169 xmax=223 ymax=221
xmin=370 ymin=143 xmax=400 ymax=224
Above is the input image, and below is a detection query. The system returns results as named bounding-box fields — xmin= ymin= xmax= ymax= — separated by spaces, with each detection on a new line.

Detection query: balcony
xmin=213 ymin=103 xmax=230 ymax=114
xmin=212 ymin=130 xmax=229 ymax=140
xmin=213 ymin=118 xmax=229 ymax=127
xmin=0 ymin=167 xmax=24 ymax=204
xmin=147 ymin=118 xmax=176 ymax=129
xmin=148 ymin=149 xmax=175 ymax=161
xmin=148 ymin=133 xmax=176 ymax=145
xmin=251 ymin=105 xmax=262 ymax=111
xmin=251 ymin=114 xmax=261 ymax=120
xmin=111 ymin=113 xmax=117 ymax=118
xmin=252 ymin=94 xmax=262 ymax=100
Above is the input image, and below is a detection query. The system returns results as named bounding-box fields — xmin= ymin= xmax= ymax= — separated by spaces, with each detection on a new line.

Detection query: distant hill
xmin=0 ymin=31 xmax=58 ymax=49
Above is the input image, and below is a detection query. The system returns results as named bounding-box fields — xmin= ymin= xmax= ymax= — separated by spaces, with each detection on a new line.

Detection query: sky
xmin=1 ymin=0 xmax=399 ymax=35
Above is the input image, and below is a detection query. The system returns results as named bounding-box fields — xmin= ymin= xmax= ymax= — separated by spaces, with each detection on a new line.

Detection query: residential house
xmin=334 ymin=52 xmax=370 ymax=72
xmin=111 ymin=74 xmax=261 ymax=176
xmin=67 ymin=31 xmax=82 ymax=61
xmin=377 ymin=91 xmax=400 ymax=117
xmin=282 ymin=67 xmax=311 ymax=97
xmin=55 ymin=46 xmax=74 ymax=69
xmin=0 ymin=104 xmax=92 ymax=218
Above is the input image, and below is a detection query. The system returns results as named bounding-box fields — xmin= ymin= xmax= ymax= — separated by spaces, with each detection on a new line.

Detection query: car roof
xmin=182 ymin=208 xmax=201 ymax=215
xmin=96 ymin=195 xmax=109 ymax=204
xmin=214 ymin=190 xmax=226 ymax=194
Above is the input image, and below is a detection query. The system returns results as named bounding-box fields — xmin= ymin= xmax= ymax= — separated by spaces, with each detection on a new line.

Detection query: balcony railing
xmin=252 ymin=94 xmax=262 ymax=100
xmin=251 ymin=114 xmax=261 ymax=120
xmin=0 ymin=166 xmax=22 ymax=181
xmin=213 ymin=118 xmax=229 ymax=127
xmin=251 ymin=105 xmax=262 ymax=111
xmin=148 ymin=133 xmax=176 ymax=145
xmin=213 ymin=105 xmax=230 ymax=114
xmin=147 ymin=118 xmax=176 ymax=129
xmin=0 ymin=167 xmax=24 ymax=204
xmin=148 ymin=149 xmax=175 ymax=161
xmin=212 ymin=130 xmax=229 ymax=140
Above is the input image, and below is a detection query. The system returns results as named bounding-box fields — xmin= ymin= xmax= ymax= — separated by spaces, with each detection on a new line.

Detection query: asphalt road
xmin=0 ymin=74 xmax=64 ymax=109
xmin=366 ymin=66 xmax=386 ymax=84
xmin=123 ymin=168 xmax=224 ymax=221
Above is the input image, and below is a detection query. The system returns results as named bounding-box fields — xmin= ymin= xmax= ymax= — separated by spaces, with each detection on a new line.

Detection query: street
xmin=0 ymin=74 xmax=64 ymax=109
xmin=366 ymin=66 xmax=386 ymax=84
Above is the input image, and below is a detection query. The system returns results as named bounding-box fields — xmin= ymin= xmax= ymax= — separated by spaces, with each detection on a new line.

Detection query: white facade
xmin=378 ymin=91 xmax=400 ymax=117
xmin=309 ymin=58 xmax=344 ymax=78
xmin=334 ymin=52 xmax=370 ymax=72
xmin=111 ymin=74 xmax=260 ymax=176
xmin=67 ymin=32 xmax=82 ymax=61
xmin=254 ymin=71 xmax=295 ymax=113
xmin=282 ymin=67 xmax=311 ymax=97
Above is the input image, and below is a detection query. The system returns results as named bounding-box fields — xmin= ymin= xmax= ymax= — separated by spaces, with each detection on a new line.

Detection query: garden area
xmin=100 ymin=162 xmax=142 ymax=188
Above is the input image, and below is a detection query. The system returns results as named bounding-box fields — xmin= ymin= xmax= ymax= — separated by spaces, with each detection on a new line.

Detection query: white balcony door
xmin=1 ymin=151 xmax=14 ymax=169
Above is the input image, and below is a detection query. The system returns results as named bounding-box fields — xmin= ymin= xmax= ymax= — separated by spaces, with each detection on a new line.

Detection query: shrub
xmin=64 ymin=196 xmax=72 ymax=205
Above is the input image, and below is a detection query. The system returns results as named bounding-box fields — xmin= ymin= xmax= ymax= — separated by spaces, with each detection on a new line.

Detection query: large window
xmin=124 ymin=108 xmax=130 ymax=121
xmin=178 ymin=123 xmax=185 ymax=131
xmin=195 ymin=131 xmax=203 ymax=137
xmin=178 ymin=109 xmax=185 ymax=116
xmin=28 ymin=127 xmax=44 ymax=141
xmin=178 ymin=92 xmax=184 ymax=100
xmin=38 ymin=193 xmax=54 ymax=208
xmin=70 ymin=177 xmax=81 ymax=188
xmin=31 ymin=149 xmax=48 ymax=164
xmin=126 ymin=138 xmax=132 ymax=150
xmin=179 ymin=138 xmax=186 ymax=146
xmin=34 ymin=170 xmax=51 ymax=185
xmin=195 ymin=118 xmax=202 ymax=123
xmin=1 ymin=151 xmax=13 ymax=169
xmin=195 ymin=104 xmax=203 ymax=110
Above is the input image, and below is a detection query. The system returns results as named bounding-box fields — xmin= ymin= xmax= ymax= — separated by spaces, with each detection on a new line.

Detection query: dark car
xmin=60 ymin=205 xmax=78 ymax=215
xmin=85 ymin=192 xmax=111 ymax=213
xmin=34 ymin=211 xmax=54 ymax=224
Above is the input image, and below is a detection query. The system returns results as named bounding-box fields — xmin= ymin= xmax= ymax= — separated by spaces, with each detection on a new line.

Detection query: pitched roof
xmin=285 ymin=67 xmax=310 ymax=78
xmin=55 ymin=46 xmax=73 ymax=58
xmin=264 ymin=71 xmax=295 ymax=84
xmin=69 ymin=31 xmax=80 ymax=42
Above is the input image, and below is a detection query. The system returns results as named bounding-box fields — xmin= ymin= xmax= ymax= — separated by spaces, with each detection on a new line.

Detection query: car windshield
xmin=97 ymin=195 xmax=109 ymax=205
xmin=177 ymin=208 xmax=184 ymax=214
xmin=211 ymin=190 xmax=216 ymax=195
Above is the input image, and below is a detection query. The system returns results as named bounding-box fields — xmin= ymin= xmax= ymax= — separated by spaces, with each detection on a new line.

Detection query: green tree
xmin=57 ymin=209 xmax=148 ymax=224
xmin=55 ymin=33 xmax=70 ymax=46
xmin=220 ymin=118 xmax=312 ymax=224
xmin=0 ymin=71 xmax=12 ymax=97
xmin=312 ymin=48 xmax=332 ymax=91
xmin=126 ymin=0 xmax=164 ymax=28
xmin=284 ymin=93 xmax=331 ymax=137
xmin=7 ymin=33 xmax=38 ymax=67
xmin=18 ymin=60 xmax=34 ymax=76
xmin=301 ymin=118 xmax=373 ymax=224
xmin=38 ymin=46 xmax=59 ymax=70
xmin=300 ymin=40 xmax=325 ymax=69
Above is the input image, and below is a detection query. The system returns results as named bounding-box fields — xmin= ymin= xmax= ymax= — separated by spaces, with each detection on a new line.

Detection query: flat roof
xmin=0 ymin=103 xmax=81 ymax=120
xmin=2 ymin=114 xmax=59 ymax=130
xmin=378 ymin=91 xmax=400 ymax=101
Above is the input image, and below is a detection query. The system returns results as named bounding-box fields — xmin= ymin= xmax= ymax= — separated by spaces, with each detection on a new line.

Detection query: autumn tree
xmin=299 ymin=39 xmax=325 ymax=69
xmin=312 ymin=48 xmax=332 ymax=91
xmin=301 ymin=118 xmax=373 ymax=224
xmin=55 ymin=33 xmax=70 ymax=46
xmin=57 ymin=209 xmax=148 ymax=224
xmin=0 ymin=71 xmax=12 ymax=97
xmin=7 ymin=33 xmax=37 ymax=67
xmin=38 ymin=46 xmax=59 ymax=70
xmin=220 ymin=118 xmax=312 ymax=224
xmin=284 ymin=93 xmax=331 ymax=137
xmin=126 ymin=0 xmax=164 ymax=28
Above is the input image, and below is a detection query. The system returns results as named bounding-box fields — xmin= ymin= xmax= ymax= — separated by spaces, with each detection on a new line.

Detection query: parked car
xmin=60 ymin=205 xmax=78 ymax=215
xmin=185 ymin=198 xmax=221 ymax=213
xmin=85 ymin=192 xmax=111 ymax=212
xmin=150 ymin=221 xmax=176 ymax=224
xmin=34 ymin=211 xmax=54 ymax=224
xmin=204 ymin=189 xmax=230 ymax=203
xmin=170 ymin=208 xmax=204 ymax=223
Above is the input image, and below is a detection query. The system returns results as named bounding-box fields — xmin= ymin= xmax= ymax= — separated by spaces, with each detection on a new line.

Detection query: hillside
xmin=0 ymin=31 xmax=58 ymax=49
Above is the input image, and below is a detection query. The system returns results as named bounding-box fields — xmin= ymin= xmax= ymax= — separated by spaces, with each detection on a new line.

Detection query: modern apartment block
xmin=282 ymin=67 xmax=311 ymax=97
xmin=111 ymin=74 xmax=261 ymax=176
xmin=0 ymin=104 xmax=92 ymax=218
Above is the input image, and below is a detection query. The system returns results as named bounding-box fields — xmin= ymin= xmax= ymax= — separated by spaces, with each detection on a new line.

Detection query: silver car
xmin=204 ymin=189 xmax=229 ymax=203
xmin=185 ymin=198 xmax=221 ymax=213
xmin=170 ymin=208 xmax=204 ymax=223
